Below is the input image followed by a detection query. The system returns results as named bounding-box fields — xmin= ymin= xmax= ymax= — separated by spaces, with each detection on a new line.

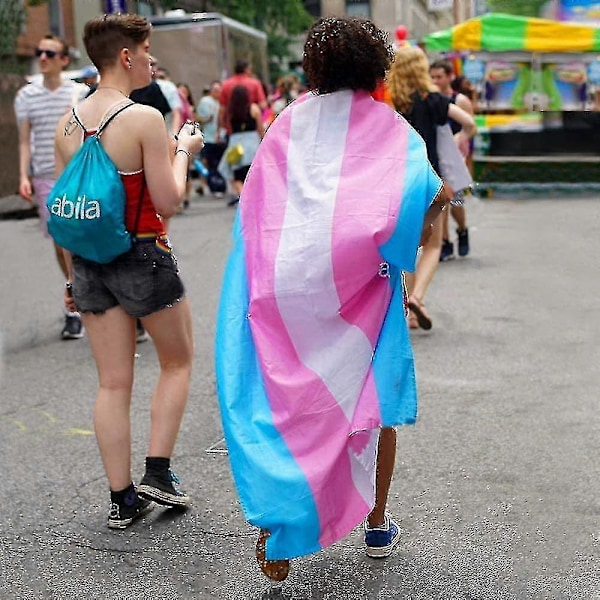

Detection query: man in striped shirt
xmin=14 ymin=35 xmax=88 ymax=340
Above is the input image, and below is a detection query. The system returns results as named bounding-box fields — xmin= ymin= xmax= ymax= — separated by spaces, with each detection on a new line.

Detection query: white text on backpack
xmin=49 ymin=195 xmax=100 ymax=220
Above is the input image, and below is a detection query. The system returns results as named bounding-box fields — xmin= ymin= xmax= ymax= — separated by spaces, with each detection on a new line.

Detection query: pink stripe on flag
xmin=332 ymin=92 xmax=410 ymax=431
xmin=333 ymin=92 xmax=409 ymax=346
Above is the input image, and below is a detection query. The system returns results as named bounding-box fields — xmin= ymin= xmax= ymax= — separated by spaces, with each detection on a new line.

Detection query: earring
xmin=127 ymin=60 xmax=132 ymax=69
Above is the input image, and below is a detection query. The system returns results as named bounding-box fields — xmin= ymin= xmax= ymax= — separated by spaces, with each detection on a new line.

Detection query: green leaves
xmin=486 ymin=0 xmax=549 ymax=17
xmin=211 ymin=0 xmax=313 ymax=34
xmin=0 ymin=0 xmax=26 ymax=73
xmin=209 ymin=0 xmax=313 ymax=64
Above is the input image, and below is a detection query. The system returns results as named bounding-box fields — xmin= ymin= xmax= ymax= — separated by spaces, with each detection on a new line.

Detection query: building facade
xmin=17 ymin=0 xmax=478 ymax=72
xmin=17 ymin=0 xmax=78 ymax=63
xmin=304 ymin=0 xmax=477 ymax=41
xmin=16 ymin=0 xmax=164 ymax=70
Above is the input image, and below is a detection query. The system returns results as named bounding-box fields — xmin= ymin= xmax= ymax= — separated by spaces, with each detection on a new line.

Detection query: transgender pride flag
xmin=215 ymin=89 xmax=441 ymax=561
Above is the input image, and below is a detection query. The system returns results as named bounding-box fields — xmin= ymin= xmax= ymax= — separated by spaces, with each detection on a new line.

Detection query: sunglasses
xmin=35 ymin=48 xmax=63 ymax=59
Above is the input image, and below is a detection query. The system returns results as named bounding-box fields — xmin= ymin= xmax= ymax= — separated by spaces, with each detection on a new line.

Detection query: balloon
xmin=395 ymin=25 xmax=408 ymax=42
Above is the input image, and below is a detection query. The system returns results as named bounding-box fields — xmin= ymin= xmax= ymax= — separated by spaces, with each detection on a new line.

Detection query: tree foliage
xmin=210 ymin=0 xmax=313 ymax=35
xmin=485 ymin=0 xmax=548 ymax=17
xmin=0 ymin=0 xmax=26 ymax=72
xmin=0 ymin=0 xmax=47 ymax=72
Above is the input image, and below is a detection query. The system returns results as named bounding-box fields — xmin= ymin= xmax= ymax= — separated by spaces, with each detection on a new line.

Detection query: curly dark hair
xmin=302 ymin=17 xmax=393 ymax=94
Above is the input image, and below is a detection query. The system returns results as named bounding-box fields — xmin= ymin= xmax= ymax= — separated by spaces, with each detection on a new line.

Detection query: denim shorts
xmin=72 ymin=239 xmax=185 ymax=318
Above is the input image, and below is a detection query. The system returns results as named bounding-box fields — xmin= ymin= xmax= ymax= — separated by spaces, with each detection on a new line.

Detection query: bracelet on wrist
xmin=175 ymin=148 xmax=191 ymax=158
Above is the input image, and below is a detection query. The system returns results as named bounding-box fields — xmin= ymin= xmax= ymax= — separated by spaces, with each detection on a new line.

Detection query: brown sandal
xmin=407 ymin=298 xmax=432 ymax=330
xmin=256 ymin=529 xmax=290 ymax=582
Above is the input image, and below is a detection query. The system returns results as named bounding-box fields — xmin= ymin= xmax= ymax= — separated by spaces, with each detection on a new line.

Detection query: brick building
xmin=16 ymin=1 xmax=77 ymax=67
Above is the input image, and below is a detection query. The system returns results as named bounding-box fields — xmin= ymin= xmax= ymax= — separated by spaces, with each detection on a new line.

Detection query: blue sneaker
xmin=457 ymin=228 xmax=470 ymax=257
xmin=364 ymin=513 xmax=400 ymax=558
xmin=439 ymin=239 xmax=455 ymax=262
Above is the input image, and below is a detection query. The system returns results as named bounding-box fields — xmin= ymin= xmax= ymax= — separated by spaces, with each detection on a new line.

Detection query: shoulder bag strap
xmin=71 ymin=107 xmax=87 ymax=135
xmin=87 ymin=99 xmax=145 ymax=239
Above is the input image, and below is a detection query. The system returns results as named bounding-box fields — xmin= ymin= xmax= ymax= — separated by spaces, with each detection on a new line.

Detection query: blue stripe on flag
xmin=379 ymin=128 xmax=442 ymax=273
xmin=372 ymin=269 xmax=418 ymax=426
xmin=215 ymin=212 xmax=322 ymax=560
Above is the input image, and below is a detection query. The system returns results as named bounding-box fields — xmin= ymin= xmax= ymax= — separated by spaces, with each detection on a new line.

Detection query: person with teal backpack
xmin=53 ymin=13 xmax=204 ymax=530
xmin=47 ymin=100 xmax=141 ymax=264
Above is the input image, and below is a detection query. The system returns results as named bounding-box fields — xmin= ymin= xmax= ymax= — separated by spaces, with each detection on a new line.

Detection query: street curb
xmin=0 ymin=194 xmax=36 ymax=220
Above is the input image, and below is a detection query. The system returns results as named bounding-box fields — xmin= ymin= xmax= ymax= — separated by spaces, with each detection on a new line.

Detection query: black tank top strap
xmin=71 ymin=107 xmax=87 ymax=135
xmin=72 ymin=100 xmax=134 ymax=138
xmin=96 ymin=100 xmax=135 ymax=137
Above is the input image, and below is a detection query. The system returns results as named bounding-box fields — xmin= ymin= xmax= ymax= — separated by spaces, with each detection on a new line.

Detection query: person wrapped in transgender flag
xmin=215 ymin=16 xmax=444 ymax=581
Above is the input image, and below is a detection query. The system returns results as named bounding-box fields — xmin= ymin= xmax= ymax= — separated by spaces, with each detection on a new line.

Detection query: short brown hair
xmin=430 ymin=59 xmax=453 ymax=75
xmin=83 ymin=13 xmax=151 ymax=71
xmin=42 ymin=34 xmax=69 ymax=58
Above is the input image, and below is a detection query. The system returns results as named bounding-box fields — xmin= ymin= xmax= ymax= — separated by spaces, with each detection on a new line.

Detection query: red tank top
xmin=121 ymin=171 xmax=166 ymax=237
xmin=83 ymin=130 xmax=166 ymax=237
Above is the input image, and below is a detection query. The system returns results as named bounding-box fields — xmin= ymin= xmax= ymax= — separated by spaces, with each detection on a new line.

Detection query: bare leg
xmin=83 ymin=306 xmax=136 ymax=491
xmin=141 ymin=298 xmax=194 ymax=458
xmin=441 ymin=205 xmax=450 ymax=242
xmin=232 ymin=179 xmax=244 ymax=196
xmin=410 ymin=212 xmax=443 ymax=303
xmin=54 ymin=241 xmax=69 ymax=280
xmin=451 ymin=204 xmax=467 ymax=231
xmin=367 ymin=427 xmax=397 ymax=527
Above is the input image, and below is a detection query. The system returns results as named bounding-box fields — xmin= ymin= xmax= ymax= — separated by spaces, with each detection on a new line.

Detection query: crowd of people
xmin=14 ymin=11 xmax=477 ymax=583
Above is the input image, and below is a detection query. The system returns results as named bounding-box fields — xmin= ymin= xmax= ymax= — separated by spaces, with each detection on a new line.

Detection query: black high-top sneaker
xmin=457 ymin=227 xmax=470 ymax=257
xmin=138 ymin=462 xmax=190 ymax=507
xmin=107 ymin=485 xmax=154 ymax=529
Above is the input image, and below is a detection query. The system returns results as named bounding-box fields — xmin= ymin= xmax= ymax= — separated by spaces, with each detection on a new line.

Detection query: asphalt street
xmin=1 ymin=192 xmax=599 ymax=599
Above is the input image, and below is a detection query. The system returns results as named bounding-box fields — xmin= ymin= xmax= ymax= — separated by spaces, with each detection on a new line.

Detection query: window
xmin=303 ymin=0 xmax=321 ymax=17
xmin=135 ymin=1 xmax=156 ymax=17
xmin=48 ymin=0 xmax=64 ymax=37
xmin=346 ymin=0 xmax=370 ymax=18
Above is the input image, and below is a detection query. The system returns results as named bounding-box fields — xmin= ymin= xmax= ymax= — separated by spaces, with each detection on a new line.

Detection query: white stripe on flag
xmin=274 ymin=91 xmax=374 ymax=422
xmin=349 ymin=429 xmax=379 ymax=508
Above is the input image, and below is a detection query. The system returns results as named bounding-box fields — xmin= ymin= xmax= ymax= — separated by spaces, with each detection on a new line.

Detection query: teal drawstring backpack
xmin=47 ymin=101 xmax=142 ymax=264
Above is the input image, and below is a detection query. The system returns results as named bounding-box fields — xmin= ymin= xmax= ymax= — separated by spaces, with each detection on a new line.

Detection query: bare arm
xmin=251 ymin=103 xmax=266 ymax=139
xmin=140 ymin=110 xmax=203 ymax=217
xmin=53 ymin=120 xmax=77 ymax=311
xmin=18 ymin=120 xmax=33 ymax=202
xmin=455 ymin=92 xmax=474 ymax=116
xmin=447 ymin=103 xmax=476 ymax=138
xmin=448 ymin=102 xmax=476 ymax=157
xmin=54 ymin=115 xmax=68 ymax=179
xmin=169 ymin=107 xmax=182 ymax=138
